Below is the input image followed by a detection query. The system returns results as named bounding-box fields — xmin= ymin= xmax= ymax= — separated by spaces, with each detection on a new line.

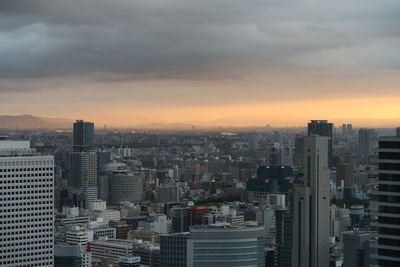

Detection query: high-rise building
xmin=290 ymin=136 xmax=330 ymax=267
xmin=69 ymin=120 xmax=98 ymax=208
xmin=69 ymin=151 xmax=98 ymax=208
xmin=342 ymin=124 xmax=348 ymax=136
xmin=171 ymin=207 xmax=189 ymax=233
xmin=337 ymin=163 xmax=355 ymax=200
xmin=160 ymin=232 xmax=189 ymax=267
xmin=294 ymin=135 xmax=305 ymax=168
xmin=358 ymin=129 xmax=377 ymax=157
xmin=73 ymin=120 xmax=94 ymax=152
xmin=347 ymin=124 xmax=353 ymax=136
xmin=0 ymin=140 xmax=54 ymax=266
xmin=376 ymin=136 xmax=400 ymax=266
xmin=307 ymin=120 xmax=333 ymax=167
xmin=187 ymin=224 xmax=265 ymax=267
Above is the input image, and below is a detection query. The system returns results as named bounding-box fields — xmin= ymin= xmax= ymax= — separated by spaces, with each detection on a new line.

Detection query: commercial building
xmin=290 ymin=136 xmax=330 ymax=267
xmin=375 ymin=136 xmax=400 ymax=266
xmin=160 ymin=233 xmax=189 ymax=267
xmin=187 ymin=224 xmax=265 ymax=267
xmin=73 ymin=120 xmax=94 ymax=152
xmin=0 ymin=140 xmax=54 ymax=266
xmin=343 ymin=231 xmax=375 ymax=267
xmin=109 ymin=171 xmax=144 ymax=205
xmin=308 ymin=120 xmax=334 ymax=167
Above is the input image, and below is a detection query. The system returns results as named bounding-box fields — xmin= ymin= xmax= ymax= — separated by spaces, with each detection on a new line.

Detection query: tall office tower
xmin=294 ymin=135 xmax=305 ymax=168
xmin=73 ymin=120 xmax=94 ymax=152
xmin=342 ymin=124 xmax=348 ymax=136
xmin=69 ymin=151 xmax=98 ymax=207
xmin=0 ymin=140 xmax=54 ymax=266
xmin=337 ymin=163 xmax=355 ymax=199
xmin=171 ymin=207 xmax=189 ymax=233
xmin=70 ymin=120 xmax=97 ymax=208
xmin=187 ymin=224 xmax=265 ymax=267
xmin=347 ymin=124 xmax=353 ymax=136
xmin=291 ymin=136 xmax=330 ymax=267
xmin=160 ymin=232 xmax=189 ymax=267
xmin=376 ymin=136 xmax=400 ymax=266
xmin=308 ymin=120 xmax=333 ymax=167
xmin=358 ymin=129 xmax=377 ymax=156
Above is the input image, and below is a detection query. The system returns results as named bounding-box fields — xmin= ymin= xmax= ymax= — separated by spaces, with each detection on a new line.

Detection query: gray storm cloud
xmin=0 ymin=0 xmax=399 ymax=83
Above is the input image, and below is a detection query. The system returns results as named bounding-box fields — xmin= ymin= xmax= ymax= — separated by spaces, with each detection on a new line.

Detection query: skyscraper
xmin=0 ymin=140 xmax=54 ymax=266
xmin=69 ymin=120 xmax=97 ymax=208
xmin=376 ymin=136 xmax=400 ymax=266
xmin=73 ymin=120 xmax=94 ymax=152
xmin=291 ymin=136 xmax=330 ymax=267
xmin=358 ymin=129 xmax=377 ymax=156
xmin=307 ymin=120 xmax=333 ymax=167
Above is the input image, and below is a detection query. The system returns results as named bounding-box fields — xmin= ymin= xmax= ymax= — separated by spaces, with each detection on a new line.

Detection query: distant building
xmin=337 ymin=163 xmax=355 ymax=200
xmin=108 ymin=172 xmax=144 ymax=205
xmin=246 ymin=166 xmax=294 ymax=201
xmin=73 ymin=120 xmax=94 ymax=152
xmin=358 ymin=129 xmax=377 ymax=164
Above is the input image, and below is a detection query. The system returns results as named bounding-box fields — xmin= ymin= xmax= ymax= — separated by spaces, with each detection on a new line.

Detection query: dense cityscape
xmin=2 ymin=0 xmax=400 ymax=266
xmin=1 ymin=119 xmax=399 ymax=266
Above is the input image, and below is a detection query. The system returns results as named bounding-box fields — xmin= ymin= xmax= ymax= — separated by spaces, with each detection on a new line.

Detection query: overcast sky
xmin=1 ymin=0 xmax=400 ymax=126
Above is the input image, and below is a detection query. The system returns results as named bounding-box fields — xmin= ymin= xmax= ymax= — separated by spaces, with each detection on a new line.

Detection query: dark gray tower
xmin=376 ymin=136 xmax=400 ymax=266
xmin=73 ymin=120 xmax=94 ymax=152
xmin=69 ymin=120 xmax=97 ymax=208
xmin=307 ymin=120 xmax=333 ymax=167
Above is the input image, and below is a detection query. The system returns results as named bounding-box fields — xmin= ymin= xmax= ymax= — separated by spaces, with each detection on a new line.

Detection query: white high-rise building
xmin=0 ymin=140 xmax=54 ymax=266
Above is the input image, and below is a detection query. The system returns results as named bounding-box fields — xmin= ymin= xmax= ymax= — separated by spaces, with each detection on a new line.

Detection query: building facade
xmin=187 ymin=224 xmax=265 ymax=267
xmin=0 ymin=140 xmax=54 ymax=266
xmin=375 ymin=136 xmax=400 ymax=266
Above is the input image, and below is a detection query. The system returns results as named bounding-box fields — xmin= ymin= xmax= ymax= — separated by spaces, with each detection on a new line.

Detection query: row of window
xmin=1 ymin=207 xmax=53 ymax=213
xmin=0 ymin=234 xmax=52 ymax=242
xmin=0 ymin=229 xmax=53 ymax=236
xmin=0 ymin=167 xmax=53 ymax=172
xmin=0 ymin=184 xmax=53 ymax=190
xmin=0 ymin=173 xmax=53 ymax=178
xmin=0 ymin=217 xmax=52 ymax=224
xmin=0 ymin=190 xmax=53 ymax=195
xmin=1 ymin=195 xmax=53 ymax=201
xmin=0 ymin=239 xmax=53 ymax=247
xmin=0 ymin=212 xmax=53 ymax=219
xmin=2 ymin=245 xmax=52 ymax=252
xmin=0 ymin=201 xmax=53 ymax=207
xmin=0 ymin=178 xmax=52 ymax=183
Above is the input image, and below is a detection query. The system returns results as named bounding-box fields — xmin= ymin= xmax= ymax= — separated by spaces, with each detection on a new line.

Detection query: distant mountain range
xmin=0 ymin=115 xmax=73 ymax=129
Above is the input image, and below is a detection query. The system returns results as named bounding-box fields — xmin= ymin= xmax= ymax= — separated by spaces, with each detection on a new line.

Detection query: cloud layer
xmin=0 ymin=0 xmax=400 ymax=126
xmin=1 ymin=0 xmax=399 ymax=81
